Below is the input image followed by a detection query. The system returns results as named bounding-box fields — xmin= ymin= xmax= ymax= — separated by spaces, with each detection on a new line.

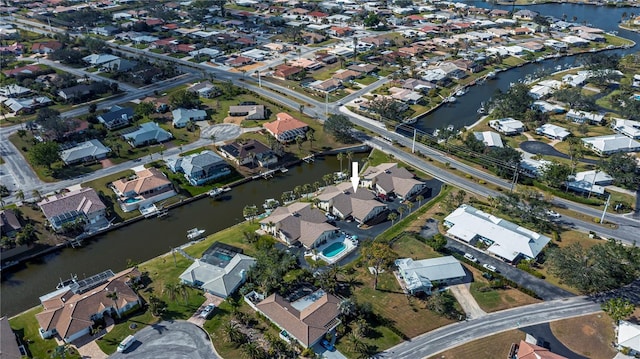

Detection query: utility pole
xmin=510 ymin=163 xmax=519 ymax=193
xmin=600 ymin=194 xmax=611 ymax=225
xmin=325 ymin=91 xmax=328 ymax=116
xmin=258 ymin=70 xmax=261 ymax=88
xmin=412 ymin=128 xmax=417 ymax=153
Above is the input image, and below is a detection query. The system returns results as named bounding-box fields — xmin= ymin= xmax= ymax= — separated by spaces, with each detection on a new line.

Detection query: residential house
xmin=360 ymin=163 xmax=427 ymax=200
xmin=82 ymin=54 xmax=119 ymax=66
xmin=612 ymin=118 xmax=640 ymax=139
xmin=141 ymin=96 xmax=169 ymax=113
xmin=263 ymin=113 xmax=309 ymax=143
xmin=259 ymin=202 xmax=338 ymax=249
xmin=395 ymin=256 xmax=466 ymax=295
xmin=289 ymin=58 xmax=323 ymax=71
xmin=513 ymin=9 xmax=538 ymax=20
xmin=582 ymin=134 xmax=640 ymax=155
xmin=0 ymin=84 xmax=31 ymax=98
xmin=122 ymin=122 xmax=173 ymax=147
xmin=111 ymin=167 xmax=176 ymax=212
xmin=489 ymin=118 xmax=525 ymax=135
xmin=515 ymin=340 xmax=568 ymax=359
xmin=444 ymin=204 xmax=551 ymax=262
xmin=389 ymin=87 xmax=423 ymax=104
xmin=225 ymin=56 xmax=253 ymax=67
xmin=98 ymin=105 xmax=134 ymax=130
xmin=0 ymin=316 xmax=22 ymax=358
xmin=3 ymin=96 xmax=52 ymax=114
xmin=0 ymin=209 xmax=22 ymax=238
xmin=245 ymin=289 xmax=340 ymax=348
xmin=172 ymin=108 xmax=207 ymax=128
xmin=473 ymin=131 xmax=504 ymax=148
xmin=2 ymin=64 xmax=41 ymax=77
xmin=617 ymin=320 xmax=640 ymax=356
xmin=273 ymin=64 xmax=304 ymax=80
xmin=36 ymin=268 xmax=141 ymax=343
xmin=166 ymin=150 xmax=230 ymax=186
xmin=58 ymin=84 xmax=92 ymax=102
xmin=219 ymin=139 xmax=278 ymax=167
xmin=92 ymin=26 xmax=119 ymax=36
xmin=60 ymin=139 xmax=111 ymax=165
xmin=227 ymin=105 xmax=266 ymax=121
xmin=310 ymin=78 xmax=343 ymax=93
xmin=316 ymin=182 xmax=387 ymax=224
xmin=562 ymin=73 xmax=588 ymax=87
xmin=187 ymin=81 xmax=220 ymax=98
xmin=0 ymin=42 xmax=24 ymax=55
xmin=532 ymin=100 xmax=566 ymax=114
xmin=535 ymin=124 xmax=571 ymax=141
xmin=566 ymin=110 xmax=605 ymax=125
xmin=30 ymin=41 xmax=62 ymax=54
xmin=565 ymin=170 xmax=613 ymax=196
xmin=332 ymin=70 xmax=360 ymax=82
xmin=179 ymin=244 xmax=256 ymax=298
xmin=520 ymin=158 xmax=551 ymax=178
xmin=38 ymin=188 xmax=107 ymax=231
xmin=101 ymin=58 xmax=138 ymax=73
xmin=347 ymin=63 xmax=378 ymax=75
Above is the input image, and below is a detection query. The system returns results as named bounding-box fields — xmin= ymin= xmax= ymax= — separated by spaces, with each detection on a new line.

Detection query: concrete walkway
xmin=448 ymin=284 xmax=487 ymax=320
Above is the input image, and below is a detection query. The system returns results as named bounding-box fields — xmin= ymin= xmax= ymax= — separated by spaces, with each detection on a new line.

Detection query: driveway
xmin=520 ymin=141 xmax=596 ymax=164
xmin=445 ymin=240 xmax=574 ymax=301
xmin=108 ymin=320 xmax=218 ymax=359
xmin=521 ymin=323 xmax=588 ymax=359
xmin=448 ymin=284 xmax=487 ymax=320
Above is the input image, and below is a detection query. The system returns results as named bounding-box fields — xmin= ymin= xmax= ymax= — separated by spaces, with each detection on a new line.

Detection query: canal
xmin=1 ymin=153 xmax=367 ymax=316
xmin=418 ymin=1 xmax=640 ymax=132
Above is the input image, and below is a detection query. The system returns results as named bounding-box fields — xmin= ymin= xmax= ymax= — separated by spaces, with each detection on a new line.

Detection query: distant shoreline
xmin=495 ymin=0 xmax=639 ymax=7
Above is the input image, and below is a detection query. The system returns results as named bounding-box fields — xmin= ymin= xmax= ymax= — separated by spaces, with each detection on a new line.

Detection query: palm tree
xmin=16 ymin=189 xmax=24 ymax=202
xmin=312 ymin=181 xmax=321 ymax=192
xmin=406 ymin=201 xmax=414 ymax=214
xmin=416 ymin=195 xmax=424 ymax=206
xmin=323 ymin=173 xmax=334 ymax=186
xmin=387 ymin=212 xmax=398 ymax=224
xmin=241 ymin=342 xmax=263 ymax=359
xmin=338 ymin=298 xmax=357 ymax=319
xmin=106 ymin=290 xmax=120 ymax=318
xmin=397 ymin=206 xmax=406 ymax=218
xmin=177 ymin=283 xmax=189 ymax=305
xmin=32 ymin=189 xmax=42 ymax=202
xmin=348 ymin=332 xmax=367 ymax=353
xmin=337 ymin=152 xmax=345 ymax=173
xmin=306 ymin=130 xmax=315 ymax=149
xmin=222 ymin=322 xmax=245 ymax=344
xmin=163 ymin=283 xmax=178 ymax=302
xmin=296 ymin=135 xmax=304 ymax=150
xmin=346 ymin=151 xmax=354 ymax=175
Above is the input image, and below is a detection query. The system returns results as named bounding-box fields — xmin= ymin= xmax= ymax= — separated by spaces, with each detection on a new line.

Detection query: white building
xmin=611 ymin=118 xmax=640 ymax=139
xmin=565 ymin=170 xmax=614 ymax=196
xmin=489 ymin=118 xmax=525 ymax=135
xmin=444 ymin=204 xmax=551 ymax=262
xmin=395 ymin=256 xmax=465 ymax=295
xmin=618 ymin=320 xmax=640 ymax=356
xmin=535 ymin=123 xmax=571 ymax=140
xmin=582 ymin=134 xmax=640 ymax=155
xmin=473 ymin=131 xmax=504 ymax=148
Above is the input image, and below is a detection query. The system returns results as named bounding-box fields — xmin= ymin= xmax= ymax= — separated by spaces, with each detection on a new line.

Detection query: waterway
xmin=1 ymin=153 xmax=367 ymax=316
xmin=3 ymin=3 xmax=639 ymax=318
xmin=418 ymin=2 xmax=639 ymax=133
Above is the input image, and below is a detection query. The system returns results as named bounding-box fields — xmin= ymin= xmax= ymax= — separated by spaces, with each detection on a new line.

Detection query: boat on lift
xmin=187 ymin=228 xmax=205 ymax=240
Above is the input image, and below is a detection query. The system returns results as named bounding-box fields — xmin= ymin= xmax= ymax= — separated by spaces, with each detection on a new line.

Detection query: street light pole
xmin=412 ymin=128 xmax=416 ymax=153
xmin=600 ymin=193 xmax=611 ymax=224
xmin=325 ymin=91 xmax=328 ymax=116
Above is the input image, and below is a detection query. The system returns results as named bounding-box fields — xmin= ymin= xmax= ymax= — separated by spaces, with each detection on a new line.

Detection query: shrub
xmin=301 ymin=348 xmax=315 ymax=357
xmin=465 ymin=174 xmax=472 ymax=179
xmin=593 ymin=217 xmax=601 ymax=223
xmin=478 ymin=180 xmax=486 ymax=184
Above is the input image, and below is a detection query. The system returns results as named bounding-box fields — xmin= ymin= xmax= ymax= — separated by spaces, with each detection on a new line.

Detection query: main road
xmin=379 ymin=296 xmax=601 ymax=359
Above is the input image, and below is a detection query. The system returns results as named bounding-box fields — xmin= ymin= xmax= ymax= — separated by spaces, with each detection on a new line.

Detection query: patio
xmin=313 ymin=233 xmax=358 ymax=265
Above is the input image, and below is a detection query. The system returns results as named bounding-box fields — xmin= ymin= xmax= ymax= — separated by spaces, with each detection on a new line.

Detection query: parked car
xmin=483 ymin=264 xmax=497 ymax=272
xmin=546 ymin=210 xmax=561 ymax=218
xmin=199 ymin=303 xmax=215 ymax=319
xmin=463 ymin=253 xmax=479 ymax=263
xmin=321 ymin=339 xmax=335 ymax=351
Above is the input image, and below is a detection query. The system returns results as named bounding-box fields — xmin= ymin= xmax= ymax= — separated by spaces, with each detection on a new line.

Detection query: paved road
xmin=520 ymin=141 xmax=596 ymax=164
xmin=108 ymin=320 xmax=218 ymax=359
xmin=378 ymin=296 xmax=601 ymax=359
xmin=520 ymin=323 xmax=588 ymax=359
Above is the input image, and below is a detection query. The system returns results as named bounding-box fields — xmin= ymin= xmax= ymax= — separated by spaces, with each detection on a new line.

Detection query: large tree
xmin=36 ymin=108 xmax=74 ymax=140
xmin=601 ymin=297 xmax=635 ymax=324
xmin=324 ymin=114 xmax=354 ymax=143
xmin=600 ymin=153 xmax=640 ymax=189
xmin=360 ymin=242 xmax=397 ymax=290
xmin=169 ymin=90 xmax=201 ymax=110
xmin=547 ymin=239 xmax=640 ymax=294
xmin=490 ymin=83 xmax=533 ymax=119
xmin=30 ymin=141 xmax=61 ymax=169
xmin=540 ymin=161 xmax=571 ymax=188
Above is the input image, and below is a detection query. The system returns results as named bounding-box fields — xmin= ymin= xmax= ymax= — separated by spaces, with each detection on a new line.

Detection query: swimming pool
xmin=322 ymin=242 xmax=346 ymax=258
xmin=124 ymin=197 xmax=141 ymax=204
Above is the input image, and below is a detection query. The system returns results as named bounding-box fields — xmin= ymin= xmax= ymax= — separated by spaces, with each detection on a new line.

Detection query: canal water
xmin=1 ymin=154 xmax=367 ymax=316
xmin=418 ymin=1 xmax=640 ymax=132
xmin=3 ymin=3 xmax=638 ymax=317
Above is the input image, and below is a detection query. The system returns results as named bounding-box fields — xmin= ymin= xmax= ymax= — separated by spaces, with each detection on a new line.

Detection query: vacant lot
xmin=550 ymin=313 xmax=616 ymax=359
xmin=427 ymin=329 xmax=525 ymax=359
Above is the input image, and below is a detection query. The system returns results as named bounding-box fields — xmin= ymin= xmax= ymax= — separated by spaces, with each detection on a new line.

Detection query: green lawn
xmin=183 ymin=221 xmax=262 ymax=258
xmin=354 ymin=75 xmax=378 ymax=86
xmin=96 ymin=309 xmax=159 ymax=354
xmin=391 ymin=234 xmax=440 ymax=260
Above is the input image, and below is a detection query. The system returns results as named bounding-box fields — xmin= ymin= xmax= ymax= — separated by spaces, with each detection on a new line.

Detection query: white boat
xmin=455 ymin=88 xmax=467 ymax=97
xmin=263 ymin=198 xmax=280 ymax=210
xmin=140 ymin=204 xmax=159 ymax=218
xmin=208 ymin=187 xmax=231 ymax=197
xmin=445 ymin=96 xmax=456 ymax=103
xmin=486 ymin=71 xmax=496 ymax=79
xmin=446 ymin=125 xmax=454 ymax=132
xmin=477 ymin=107 xmax=487 ymax=115
xmin=157 ymin=209 xmax=169 ymax=218
xmin=187 ymin=228 xmax=205 ymax=240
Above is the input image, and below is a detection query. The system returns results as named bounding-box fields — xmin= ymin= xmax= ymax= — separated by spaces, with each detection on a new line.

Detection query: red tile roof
xmin=264 ymin=113 xmax=308 ymax=136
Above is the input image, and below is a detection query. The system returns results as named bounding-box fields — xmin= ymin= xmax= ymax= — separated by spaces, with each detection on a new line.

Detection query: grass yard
xmin=10 ymin=307 xmax=82 ymax=359
xmin=467 ymin=265 xmax=541 ymax=312
xmin=391 ymin=234 xmax=441 ymax=260
xmin=427 ymin=329 xmax=525 ymax=359
xmin=82 ymin=169 xmax=137 ymax=221
xmin=183 ymin=221 xmax=262 ymax=258
xmin=354 ymin=75 xmax=378 ymax=86
xmin=96 ymin=309 xmax=159 ymax=354
xmin=550 ymin=313 xmax=616 ymax=359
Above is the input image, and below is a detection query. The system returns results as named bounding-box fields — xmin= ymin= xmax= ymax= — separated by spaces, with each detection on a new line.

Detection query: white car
xmin=463 ymin=253 xmax=479 ymax=263
xmin=483 ymin=264 xmax=497 ymax=272
xmin=546 ymin=210 xmax=561 ymax=218
xmin=199 ymin=303 xmax=215 ymax=319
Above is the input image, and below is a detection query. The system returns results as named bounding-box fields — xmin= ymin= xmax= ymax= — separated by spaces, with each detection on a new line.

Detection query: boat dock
xmin=302 ymin=154 xmax=315 ymax=163
xmin=252 ymin=168 xmax=279 ymax=179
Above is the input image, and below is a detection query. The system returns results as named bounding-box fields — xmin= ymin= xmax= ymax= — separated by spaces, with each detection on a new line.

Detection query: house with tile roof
xmin=273 ymin=64 xmax=304 ymax=80
xmin=166 ymin=150 xmax=230 ymax=186
xmin=395 ymin=256 xmax=466 ymax=295
xmin=31 ymin=41 xmax=62 ymax=54
xmin=171 ymin=108 xmax=207 ymax=128
xmin=219 ymin=139 xmax=277 ymax=167
xmin=122 ymin=122 xmax=173 ymax=147
xmin=38 ymin=188 xmax=107 ymax=232
xmin=444 ymin=204 xmax=550 ymax=262
xmin=2 ymin=64 xmax=41 ymax=77
xmin=111 ymin=167 xmax=176 ymax=212
xmin=516 ymin=340 xmax=567 ymax=359
xmin=36 ymin=268 xmax=141 ymax=343
xmin=360 ymin=163 xmax=427 ymax=200
xmin=0 ymin=316 xmax=22 ymax=358
xmin=259 ymin=202 xmax=339 ymax=249
xmin=245 ymin=289 xmax=341 ymax=348
xmin=60 ymin=140 xmax=111 ymax=165
xmin=179 ymin=249 xmax=256 ymax=298
xmin=316 ymin=182 xmax=387 ymax=224
xmin=263 ymin=113 xmax=309 ymax=143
